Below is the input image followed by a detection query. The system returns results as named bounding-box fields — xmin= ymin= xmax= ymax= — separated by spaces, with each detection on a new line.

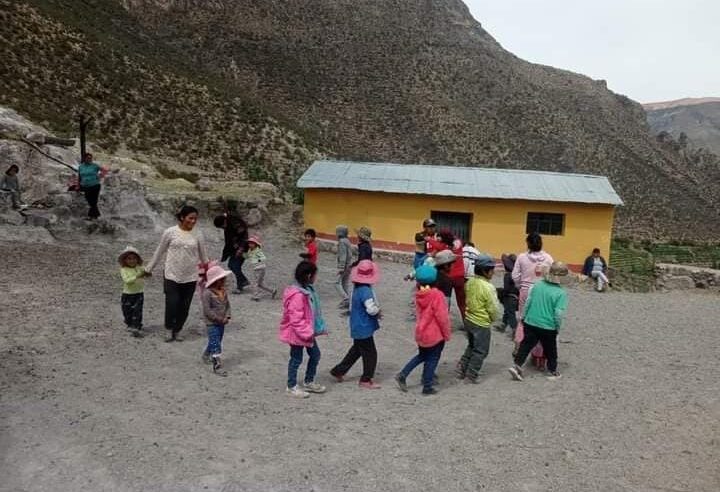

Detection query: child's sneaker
xmin=302 ymin=381 xmax=327 ymax=393
xmin=201 ymin=351 xmax=212 ymax=364
xmin=358 ymin=380 xmax=381 ymax=389
xmin=546 ymin=371 xmax=562 ymax=380
xmin=212 ymin=357 xmax=227 ymax=377
xmin=422 ymin=387 xmax=439 ymax=396
xmin=454 ymin=362 xmax=466 ymax=380
xmin=394 ymin=373 xmax=408 ymax=392
xmin=287 ymin=386 xmax=310 ymax=398
xmin=508 ymin=365 xmax=524 ymax=381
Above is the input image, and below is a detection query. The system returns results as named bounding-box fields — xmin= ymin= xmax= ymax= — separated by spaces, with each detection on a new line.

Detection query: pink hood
xmin=278 ymin=286 xmax=315 ymax=347
xmin=511 ymin=250 xmax=554 ymax=290
xmin=414 ymin=287 xmax=451 ymax=347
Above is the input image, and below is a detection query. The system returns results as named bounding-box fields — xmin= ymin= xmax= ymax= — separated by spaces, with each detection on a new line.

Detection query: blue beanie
xmin=415 ymin=265 xmax=438 ymax=285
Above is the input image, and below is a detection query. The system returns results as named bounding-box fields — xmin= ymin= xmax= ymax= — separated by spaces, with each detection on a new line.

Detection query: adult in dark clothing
xmin=214 ymin=213 xmax=250 ymax=293
xmin=413 ymin=218 xmax=438 ymax=268
xmin=582 ymin=248 xmax=610 ymax=292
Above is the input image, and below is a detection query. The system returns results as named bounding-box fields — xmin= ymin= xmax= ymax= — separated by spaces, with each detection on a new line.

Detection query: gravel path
xmin=1 ymin=221 xmax=719 ymax=492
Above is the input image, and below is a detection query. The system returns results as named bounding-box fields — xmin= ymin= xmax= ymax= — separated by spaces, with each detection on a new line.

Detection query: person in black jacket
xmin=214 ymin=213 xmax=249 ymax=293
xmin=497 ymin=253 xmax=519 ymax=335
xmin=354 ymin=226 xmax=373 ymax=265
xmin=582 ymin=248 xmax=610 ymax=292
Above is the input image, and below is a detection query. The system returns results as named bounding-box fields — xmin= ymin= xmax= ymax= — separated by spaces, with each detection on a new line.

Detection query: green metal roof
xmin=297 ymin=160 xmax=623 ymax=206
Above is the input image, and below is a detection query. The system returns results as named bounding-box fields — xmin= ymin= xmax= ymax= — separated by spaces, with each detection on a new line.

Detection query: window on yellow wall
xmin=526 ymin=212 xmax=565 ymax=236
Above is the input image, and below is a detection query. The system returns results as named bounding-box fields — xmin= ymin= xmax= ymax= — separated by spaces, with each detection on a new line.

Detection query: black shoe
xmin=422 ymin=388 xmax=438 ymax=396
xmin=212 ymin=357 xmax=227 ymax=376
xmin=394 ymin=373 xmax=408 ymax=392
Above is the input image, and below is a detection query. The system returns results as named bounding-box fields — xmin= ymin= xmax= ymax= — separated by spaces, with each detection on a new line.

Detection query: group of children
xmin=117 ymin=220 xmax=570 ymax=390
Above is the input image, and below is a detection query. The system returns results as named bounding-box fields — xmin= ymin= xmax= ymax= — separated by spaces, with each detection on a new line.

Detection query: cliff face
xmin=646 ymin=100 xmax=720 ymax=156
xmin=5 ymin=0 xmax=720 ymax=239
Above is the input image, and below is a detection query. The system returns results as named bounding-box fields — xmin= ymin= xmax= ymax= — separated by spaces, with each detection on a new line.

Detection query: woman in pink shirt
xmin=511 ymin=233 xmax=554 ymax=369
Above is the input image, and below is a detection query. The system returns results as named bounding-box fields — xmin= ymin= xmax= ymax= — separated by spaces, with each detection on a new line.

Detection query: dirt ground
xmin=1 ymin=220 xmax=719 ymax=492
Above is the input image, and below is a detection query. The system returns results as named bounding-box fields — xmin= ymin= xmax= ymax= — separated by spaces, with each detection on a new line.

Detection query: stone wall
xmin=655 ymin=263 xmax=720 ymax=291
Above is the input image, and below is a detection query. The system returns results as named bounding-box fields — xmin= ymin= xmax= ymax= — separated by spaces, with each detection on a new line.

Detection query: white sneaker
xmin=546 ymin=372 xmax=563 ymax=380
xmin=286 ymin=386 xmax=310 ymax=398
xmin=302 ymin=381 xmax=327 ymax=394
xmin=508 ymin=365 xmax=524 ymax=381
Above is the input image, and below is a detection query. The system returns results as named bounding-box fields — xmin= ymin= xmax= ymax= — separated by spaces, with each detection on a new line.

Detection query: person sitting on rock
xmin=582 ymin=248 xmax=611 ymax=292
xmin=1 ymin=165 xmax=27 ymax=210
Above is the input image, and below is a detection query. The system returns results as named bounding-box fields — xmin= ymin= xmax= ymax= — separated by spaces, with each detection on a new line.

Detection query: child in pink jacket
xmin=279 ymin=261 xmax=327 ymax=398
xmin=394 ymin=265 xmax=451 ymax=396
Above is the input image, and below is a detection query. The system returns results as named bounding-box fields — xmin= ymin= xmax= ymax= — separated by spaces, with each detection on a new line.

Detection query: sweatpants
xmin=331 ymin=337 xmax=377 ymax=382
xmin=335 ymin=268 xmax=351 ymax=304
xmin=81 ymin=184 xmax=101 ymax=218
xmin=459 ymin=319 xmax=491 ymax=379
xmin=399 ymin=341 xmax=445 ymax=392
xmin=514 ymin=323 xmax=559 ymax=373
xmin=163 ymin=278 xmax=197 ymax=335
xmin=121 ymin=292 xmax=144 ymax=329
xmin=251 ymin=267 xmax=274 ymax=300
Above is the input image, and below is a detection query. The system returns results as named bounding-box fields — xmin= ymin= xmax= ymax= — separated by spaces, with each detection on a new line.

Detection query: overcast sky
xmin=464 ymin=0 xmax=720 ymax=103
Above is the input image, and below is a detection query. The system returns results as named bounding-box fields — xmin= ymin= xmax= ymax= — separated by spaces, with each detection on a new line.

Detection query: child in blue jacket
xmin=330 ymin=260 xmax=382 ymax=389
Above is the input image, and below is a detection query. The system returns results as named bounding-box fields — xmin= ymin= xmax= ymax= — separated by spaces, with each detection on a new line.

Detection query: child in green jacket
xmin=118 ymin=246 xmax=149 ymax=337
xmin=457 ymin=254 xmax=501 ymax=383
xmin=509 ymin=261 xmax=569 ymax=381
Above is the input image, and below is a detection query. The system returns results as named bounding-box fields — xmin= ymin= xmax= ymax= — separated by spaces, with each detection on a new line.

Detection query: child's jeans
xmin=502 ymin=294 xmax=518 ymax=332
xmin=252 ymin=267 xmax=274 ymax=300
xmin=206 ymin=323 xmax=225 ymax=357
xmin=287 ymin=342 xmax=321 ymax=388
xmin=399 ymin=341 xmax=445 ymax=392
xmin=121 ymin=293 xmax=144 ymax=329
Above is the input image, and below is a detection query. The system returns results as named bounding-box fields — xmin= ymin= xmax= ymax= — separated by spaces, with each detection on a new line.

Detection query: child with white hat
xmin=201 ymin=265 xmax=233 ymax=376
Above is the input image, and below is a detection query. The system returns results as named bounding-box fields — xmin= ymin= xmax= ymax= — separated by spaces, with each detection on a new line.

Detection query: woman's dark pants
xmin=163 ymin=278 xmax=197 ymax=335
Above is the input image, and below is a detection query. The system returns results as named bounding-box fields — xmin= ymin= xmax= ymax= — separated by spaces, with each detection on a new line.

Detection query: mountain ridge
xmin=4 ymin=0 xmax=720 ymax=240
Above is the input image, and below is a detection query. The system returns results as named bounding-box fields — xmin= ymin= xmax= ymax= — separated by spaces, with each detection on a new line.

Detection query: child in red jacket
xmin=395 ymin=265 xmax=452 ymax=395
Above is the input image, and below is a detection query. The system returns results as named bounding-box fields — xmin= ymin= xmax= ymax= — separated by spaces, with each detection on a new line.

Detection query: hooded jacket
xmin=278 ymin=285 xmax=315 ymax=347
xmin=511 ymin=250 xmax=554 ymax=291
xmin=336 ymin=226 xmax=353 ymax=271
xmin=414 ymin=286 xmax=452 ymax=347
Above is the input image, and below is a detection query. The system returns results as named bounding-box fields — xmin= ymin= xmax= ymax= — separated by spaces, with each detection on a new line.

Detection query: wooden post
xmin=78 ymin=115 xmax=92 ymax=161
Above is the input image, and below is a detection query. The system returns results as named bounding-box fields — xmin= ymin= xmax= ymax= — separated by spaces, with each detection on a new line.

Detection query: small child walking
xmin=335 ymin=225 xmax=353 ymax=310
xmin=330 ymin=260 xmax=382 ymax=389
xmin=457 ymin=254 xmax=501 ymax=383
xmin=509 ymin=262 xmax=569 ymax=381
xmin=299 ymin=228 xmax=318 ymax=264
xmin=201 ymin=265 xmax=232 ymax=376
xmin=279 ymin=261 xmax=328 ymax=398
xmin=244 ymin=235 xmax=277 ymax=301
xmin=118 ymin=246 xmax=149 ymax=338
xmin=499 ymin=253 xmax=519 ymax=336
xmin=395 ymin=265 xmax=451 ymax=396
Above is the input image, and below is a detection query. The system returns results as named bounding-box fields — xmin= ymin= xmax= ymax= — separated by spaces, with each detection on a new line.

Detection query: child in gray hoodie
xmin=335 ymin=225 xmax=353 ymax=309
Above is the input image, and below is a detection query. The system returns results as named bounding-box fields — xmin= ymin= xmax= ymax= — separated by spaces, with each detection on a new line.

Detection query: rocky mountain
xmin=5 ymin=0 xmax=720 ymax=240
xmin=645 ymin=98 xmax=720 ymax=156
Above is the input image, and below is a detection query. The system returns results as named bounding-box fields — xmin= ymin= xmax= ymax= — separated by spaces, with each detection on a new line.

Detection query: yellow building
xmin=297 ymin=160 xmax=623 ymax=269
